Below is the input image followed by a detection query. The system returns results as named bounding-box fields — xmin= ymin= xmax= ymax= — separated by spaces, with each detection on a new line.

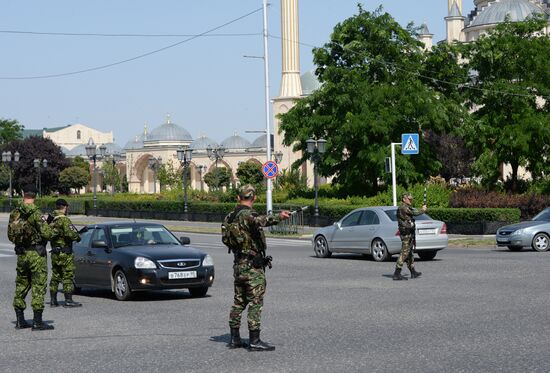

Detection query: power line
xmin=0 ymin=30 xmax=261 ymax=38
xmin=0 ymin=7 xmax=263 ymax=80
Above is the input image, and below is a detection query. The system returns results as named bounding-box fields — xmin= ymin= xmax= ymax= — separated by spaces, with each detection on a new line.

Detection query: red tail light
xmin=395 ymin=230 xmax=400 ymax=236
xmin=440 ymin=223 xmax=447 ymax=234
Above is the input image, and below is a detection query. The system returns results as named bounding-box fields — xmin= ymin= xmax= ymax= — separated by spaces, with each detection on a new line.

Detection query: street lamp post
xmin=2 ymin=151 xmax=20 ymax=207
xmin=147 ymin=156 xmax=162 ymax=194
xmin=109 ymin=153 xmax=122 ymax=196
xmin=85 ymin=139 xmax=106 ymax=210
xmin=177 ymin=147 xmax=193 ymax=216
xmin=198 ymin=165 xmax=206 ymax=192
xmin=33 ymin=158 xmax=48 ymax=197
xmin=306 ymin=138 xmax=327 ymax=225
xmin=273 ymin=151 xmax=283 ymax=189
xmin=206 ymin=146 xmax=226 ymax=190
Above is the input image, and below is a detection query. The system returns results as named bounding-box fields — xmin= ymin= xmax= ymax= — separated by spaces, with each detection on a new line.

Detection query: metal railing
xmin=269 ymin=207 xmax=307 ymax=235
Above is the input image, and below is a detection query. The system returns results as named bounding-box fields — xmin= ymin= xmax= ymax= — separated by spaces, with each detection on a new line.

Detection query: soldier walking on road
xmin=223 ymin=184 xmax=290 ymax=351
xmin=8 ymin=185 xmax=55 ymax=330
xmin=393 ymin=192 xmax=427 ymax=281
xmin=49 ymin=199 xmax=82 ymax=308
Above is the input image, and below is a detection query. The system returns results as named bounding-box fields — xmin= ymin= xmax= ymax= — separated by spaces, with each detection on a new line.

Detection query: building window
xmin=77 ymin=130 xmax=81 ymax=140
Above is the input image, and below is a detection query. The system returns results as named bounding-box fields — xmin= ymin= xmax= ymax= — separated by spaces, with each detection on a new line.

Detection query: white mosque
xmin=47 ymin=0 xmax=549 ymax=193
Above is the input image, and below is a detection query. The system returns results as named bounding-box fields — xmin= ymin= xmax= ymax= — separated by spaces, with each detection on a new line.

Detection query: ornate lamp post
xmin=85 ymin=139 xmax=106 ymax=210
xmin=206 ymin=146 xmax=225 ymax=190
xmin=147 ymin=156 xmax=162 ymax=194
xmin=33 ymin=158 xmax=48 ymax=197
xmin=2 ymin=151 xmax=20 ymax=207
xmin=177 ymin=147 xmax=193 ymax=215
xmin=197 ymin=165 xmax=206 ymax=192
xmin=306 ymin=138 xmax=326 ymax=224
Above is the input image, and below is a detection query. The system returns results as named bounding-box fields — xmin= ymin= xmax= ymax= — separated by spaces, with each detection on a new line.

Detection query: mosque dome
xmin=221 ymin=134 xmax=251 ymax=150
xmin=249 ymin=134 xmax=267 ymax=149
xmin=147 ymin=117 xmax=193 ymax=142
xmin=102 ymin=142 xmax=123 ymax=156
xmin=301 ymin=70 xmax=322 ymax=96
xmin=470 ymin=0 xmax=547 ymax=28
xmin=124 ymin=134 xmax=144 ymax=150
xmin=189 ymin=136 xmax=218 ymax=151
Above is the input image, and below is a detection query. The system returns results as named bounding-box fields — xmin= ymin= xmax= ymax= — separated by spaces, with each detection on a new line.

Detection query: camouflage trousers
xmin=50 ymin=252 xmax=76 ymax=294
xmin=229 ymin=261 xmax=266 ymax=331
xmin=13 ymin=250 xmax=48 ymax=312
xmin=396 ymin=234 xmax=415 ymax=270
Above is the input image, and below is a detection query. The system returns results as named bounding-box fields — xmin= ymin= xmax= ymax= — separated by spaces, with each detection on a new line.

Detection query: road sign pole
xmin=391 ymin=142 xmax=400 ymax=207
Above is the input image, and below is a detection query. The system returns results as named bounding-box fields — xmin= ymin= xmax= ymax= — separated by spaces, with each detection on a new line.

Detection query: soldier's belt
xmin=52 ymin=247 xmax=73 ymax=254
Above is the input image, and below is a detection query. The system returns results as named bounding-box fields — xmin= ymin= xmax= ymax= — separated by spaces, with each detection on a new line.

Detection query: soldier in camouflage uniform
xmin=226 ymin=184 xmax=290 ymax=351
xmin=8 ymin=185 xmax=55 ymax=330
xmin=393 ymin=192 xmax=427 ymax=281
xmin=49 ymin=199 xmax=82 ymax=308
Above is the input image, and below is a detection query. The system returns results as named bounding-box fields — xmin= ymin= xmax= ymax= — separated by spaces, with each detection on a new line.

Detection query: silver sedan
xmin=312 ymin=206 xmax=448 ymax=262
xmin=496 ymin=207 xmax=550 ymax=252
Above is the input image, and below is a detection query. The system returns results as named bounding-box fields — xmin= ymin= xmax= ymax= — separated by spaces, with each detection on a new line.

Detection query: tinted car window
xmin=79 ymin=229 xmax=94 ymax=247
xmin=341 ymin=211 xmax=362 ymax=227
xmin=359 ymin=210 xmax=380 ymax=225
xmin=110 ymin=225 xmax=180 ymax=248
xmin=92 ymin=228 xmax=107 ymax=242
xmin=533 ymin=209 xmax=550 ymax=222
xmin=384 ymin=209 xmax=432 ymax=221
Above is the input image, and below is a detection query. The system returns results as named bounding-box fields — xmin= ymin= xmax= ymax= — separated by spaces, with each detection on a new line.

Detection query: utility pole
xmin=262 ymin=0 xmax=273 ymax=214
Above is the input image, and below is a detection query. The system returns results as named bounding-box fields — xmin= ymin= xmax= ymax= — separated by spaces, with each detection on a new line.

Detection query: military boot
xmin=31 ymin=311 xmax=54 ymax=331
xmin=410 ymin=268 xmax=422 ymax=279
xmin=228 ymin=328 xmax=245 ymax=349
xmin=63 ymin=293 xmax=82 ymax=308
xmin=392 ymin=268 xmax=408 ymax=281
xmin=248 ymin=330 xmax=275 ymax=351
xmin=50 ymin=290 xmax=59 ymax=307
xmin=14 ymin=308 xmax=32 ymax=329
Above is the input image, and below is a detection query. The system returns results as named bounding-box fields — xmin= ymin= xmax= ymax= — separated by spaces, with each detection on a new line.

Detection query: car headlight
xmin=202 ymin=254 xmax=214 ymax=267
xmin=511 ymin=229 xmax=524 ymax=236
xmin=134 ymin=256 xmax=156 ymax=269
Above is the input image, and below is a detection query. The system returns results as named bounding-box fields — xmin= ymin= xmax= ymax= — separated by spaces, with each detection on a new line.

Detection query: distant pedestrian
xmin=392 ymin=192 xmax=426 ymax=281
xmin=49 ymin=198 xmax=82 ymax=308
xmin=223 ymin=184 xmax=290 ymax=351
xmin=8 ymin=184 xmax=55 ymax=330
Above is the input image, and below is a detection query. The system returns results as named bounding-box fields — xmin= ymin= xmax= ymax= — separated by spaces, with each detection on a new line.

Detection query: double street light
xmin=206 ymin=146 xmax=225 ymax=191
xmin=85 ymin=139 xmax=107 ymax=210
xmin=306 ymin=138 xmax=327 ymax=223
xmin=147 ymin=156 xmax=162 ymax=194
xmin=33 ymin=158 xmax=48 ymax=197
xmin=177 ymin=147 xmax=193 ymax=215
xmin=2 ymin=151 xmax=20 ymax=207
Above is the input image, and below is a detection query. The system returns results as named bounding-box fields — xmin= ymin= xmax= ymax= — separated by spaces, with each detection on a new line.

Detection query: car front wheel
xmin=418 ymin=250 xmax=437 ymax=260
xmin=532 ymin=233 xmax=550 ymax=252
xmin=114 ymin=270 xmax=132 ymax=301
xmin=371 ymin=239 xmax=389 ymax=262
xmin=189 ymin=287 xmax=209 ymax=298
xmin=314 ymin=236 xmax=332 ymax=258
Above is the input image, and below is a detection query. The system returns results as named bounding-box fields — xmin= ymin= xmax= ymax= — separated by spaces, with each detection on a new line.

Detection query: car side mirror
xmin=179 ymin=236 xmax=191 ymax=245
xmin=334 ymin=222 xmax=341 ymax=229
xmin=92 ymin=240 xmax=109 ymax=249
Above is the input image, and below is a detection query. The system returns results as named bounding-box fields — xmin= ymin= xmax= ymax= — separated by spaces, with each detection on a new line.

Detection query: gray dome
xmin=124 ymin=134 xmax=144 ymax=150
xmin=102 ymin=142 xmax=123 ymax=156
xmin=65 ymin=144 xmax=87 ymax=157
xmin=147 ymin=121 xmax=192 ymax=142
xmin=250 ymin=134 xmax=267 ymax=149
xmin=301 ymin=71 xmax=322 ymax=96
xmin=470 ymin=0 xmax=546 ymax=27
xmin=190 ymin=136 xmax=218 ymax=150
xmin=221 ymin=134 xmax=251 ymax=150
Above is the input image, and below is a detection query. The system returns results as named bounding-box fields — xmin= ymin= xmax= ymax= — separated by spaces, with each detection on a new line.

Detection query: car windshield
xmin=384 ymin=209 xmax=432 ymax=222
xmin=532 ymin=209 xmax=550 ymax=222
xmin=110 ymin=225 xmax=180 ymax=248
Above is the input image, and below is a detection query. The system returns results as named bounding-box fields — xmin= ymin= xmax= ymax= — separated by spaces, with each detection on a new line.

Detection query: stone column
xmin=279 ymin=0 xmax=302 ymax=98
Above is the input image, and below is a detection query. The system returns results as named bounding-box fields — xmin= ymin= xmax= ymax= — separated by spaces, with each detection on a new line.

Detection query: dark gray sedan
xmin=496 ymin=207 xmax=550 ymax=252
xmin=312 ymin=206 xmax=448 ymax=261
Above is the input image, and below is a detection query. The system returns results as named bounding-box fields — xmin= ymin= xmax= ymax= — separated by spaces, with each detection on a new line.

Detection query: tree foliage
xmin=204 ymin=167 xmax=232 ymax=190
xmin=279 ymin=6 xmax=457 ymax=196
xmin=157 ymin=160 xmax=182 ymax=191
xmin=59 ymin=166 xmax=90 ymax=193
xmin=101 ymin=158 xmax=122 ymax=193
xmin=0 ymin=118 xmax=23 ymax=145
xmin=236 ymin=161 xmax=264 ymax=187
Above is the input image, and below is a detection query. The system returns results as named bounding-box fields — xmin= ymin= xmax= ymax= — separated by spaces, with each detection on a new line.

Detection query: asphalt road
xmin=0 ymin=216 xmax=549 ymax=373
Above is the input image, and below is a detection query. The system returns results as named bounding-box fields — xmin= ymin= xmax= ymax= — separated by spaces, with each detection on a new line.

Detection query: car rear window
xmin=384 ymin=209 xmax=432 ymax=221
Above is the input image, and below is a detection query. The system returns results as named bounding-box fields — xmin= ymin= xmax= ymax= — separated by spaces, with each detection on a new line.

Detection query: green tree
xmin=236 ymin=161 xmax=264 ymax=187
xmin=101 ymin=159 xmax=122 ymax=193
xmin=59 ymin=166 xmax=90 ymax=193
xmin=157 ymin=160 xmax=182 ymax=191
xmin=279 ymin=6 xmax=456 ymax=196
xmin=72 ymin=156 xmax=91 ymax=178
xmin=459 ymin=16 xmax=550 ymax=191
xmin=204 ymin=167 xmax=232 ymax=191
xmin=275 ymin=168 xmax=307 ymax=193
xmin=0 ymin=118 xmax=23 ymax=145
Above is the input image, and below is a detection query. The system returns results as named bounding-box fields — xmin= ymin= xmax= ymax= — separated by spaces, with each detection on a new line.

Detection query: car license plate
xmin=496 ymin=238 xmax=509 ymax=243
xmin=418 ymin=228 xmax=437 ymax=235
xmin=168 ymin=271 xmax=197 ymax=280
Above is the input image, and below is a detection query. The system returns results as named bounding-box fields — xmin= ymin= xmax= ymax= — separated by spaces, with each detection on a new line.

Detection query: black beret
xmin=55 ymin=198 xmax=69 ymax=207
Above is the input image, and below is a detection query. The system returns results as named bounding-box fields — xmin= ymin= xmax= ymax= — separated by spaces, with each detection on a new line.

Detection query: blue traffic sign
xmin=401 ymin=133 xmax=419 ymax=155
xmin=263 ymin=161 xmax=279 ymax=179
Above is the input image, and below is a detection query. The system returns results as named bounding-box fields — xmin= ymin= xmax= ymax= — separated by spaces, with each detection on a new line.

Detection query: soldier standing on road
xmin=226 ymin=184 xmax=290 ymax=351
xmin=393 ymin=192 xmax=427 ymax=281
xmin=49 ymin=199 xmax=82 ymax=308
xmin=8 ymin=185 xmax=55 ymax=330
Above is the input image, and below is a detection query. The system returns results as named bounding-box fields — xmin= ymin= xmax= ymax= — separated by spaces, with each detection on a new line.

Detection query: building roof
xmin=189 ymin=136 xmax=218 ymax=151
xmin=146 ymin=118 xmax=193 ymax=142
xmin=470 ymin=0 xmax=547 ymax=27
xmin=64 ymin=142 xmax=122 ymax=157
xmin=221 ymin=134 xmax=251 ymax=150
xmin=449 ymin=1 xmax=463 ymax=17
xmin=20 ymin=129 xmax=43 ymax=139
xmin=250 ymin=134 xmax=267 ymax=149
xmin=419 ymin=22 xmax=433 ymax=35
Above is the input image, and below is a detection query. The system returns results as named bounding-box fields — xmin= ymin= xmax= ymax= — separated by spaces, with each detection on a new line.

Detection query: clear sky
xmin=0 ymin=1 xmax=474 ymax=148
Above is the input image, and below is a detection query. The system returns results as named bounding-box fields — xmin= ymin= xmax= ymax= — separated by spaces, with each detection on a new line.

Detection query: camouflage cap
xmin=238 ymin=184 xmax=256 ymax=199
xmin=55 ymin=198 xmax=69 ymax=207
xmin=402 ymin=192 xmax=413 ymax=200
xmin=22 ymin=184 xmax=38 ymax=197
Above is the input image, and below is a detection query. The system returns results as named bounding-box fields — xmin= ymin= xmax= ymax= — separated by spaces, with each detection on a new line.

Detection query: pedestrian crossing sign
xmin=401 ymin=133 xmax=419 ymax=155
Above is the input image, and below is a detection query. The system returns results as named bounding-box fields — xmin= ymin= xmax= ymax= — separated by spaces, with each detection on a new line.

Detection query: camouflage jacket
xmin=50 ymin=209 xmax=81 ymax=249
xmin=232 ymin=205 xmax=281 ymax=256
xmin=8 ymin=202 xmax=54 ymax=247
xmin=397 ymin=202 xmax=424 ymax=233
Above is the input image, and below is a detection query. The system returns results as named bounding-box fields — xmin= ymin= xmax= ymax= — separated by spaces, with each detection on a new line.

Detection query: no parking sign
xmin=262 ymin=161 xmax=279 ymax=179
